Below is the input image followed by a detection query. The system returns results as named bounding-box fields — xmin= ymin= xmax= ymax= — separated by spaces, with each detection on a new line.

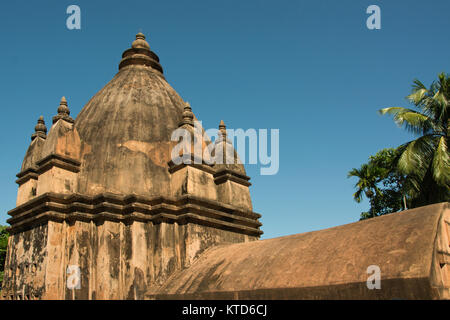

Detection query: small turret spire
xmin=53 ymin=96 xmax=74 ymax=124
xmin=179 ymin=102 xmax=194 ymax=127
xmin=218 ymin=120 xmax=227 ymax=140
xmin=31 ymin=116 xmax=47 ymax=140
xmin=215 ymin=119 xmax=237 ymax=165
xmin=58 ymin=96 xmax=70 ymax=115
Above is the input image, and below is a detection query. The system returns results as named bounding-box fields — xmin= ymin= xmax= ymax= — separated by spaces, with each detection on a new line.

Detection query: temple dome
xmin=74 ymin=33 xmax=187 ymax=196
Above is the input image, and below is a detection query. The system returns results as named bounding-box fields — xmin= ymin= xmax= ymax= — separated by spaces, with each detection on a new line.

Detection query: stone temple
xmin=1 ymin=33 xmax=449 ymax=300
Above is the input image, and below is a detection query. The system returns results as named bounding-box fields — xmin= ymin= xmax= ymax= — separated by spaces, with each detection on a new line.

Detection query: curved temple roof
xmin=149 ymin=202 xmax=450 ymax=300
xmin=72 ymin=33 xmax=247 ymax=197
xmin=74 ymin=34 xmax=186 ymax=196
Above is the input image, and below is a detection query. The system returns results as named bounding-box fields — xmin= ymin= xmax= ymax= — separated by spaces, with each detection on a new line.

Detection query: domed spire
xmin=31 ymin=116 xmax=47 ymax=140
xmin=53 ymin=96 xmax=74 ymax=124
xmin=178 ymin=102 xmax=194 ymax=127
xmin=118 ymin=32 xmax=163 ymax=73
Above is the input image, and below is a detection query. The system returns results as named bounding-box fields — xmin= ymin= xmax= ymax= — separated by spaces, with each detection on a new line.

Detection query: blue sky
xmin=0 ymin=0 xmax=449 ymax=239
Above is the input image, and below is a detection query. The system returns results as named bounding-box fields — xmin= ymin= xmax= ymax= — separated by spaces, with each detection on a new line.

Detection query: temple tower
xmin=1 ymin=33 xmax=262 ymax=300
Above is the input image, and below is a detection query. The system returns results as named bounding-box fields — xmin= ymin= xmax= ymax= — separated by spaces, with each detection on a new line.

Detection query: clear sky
xmin=0 ymin=0 xmax=449 ymax=239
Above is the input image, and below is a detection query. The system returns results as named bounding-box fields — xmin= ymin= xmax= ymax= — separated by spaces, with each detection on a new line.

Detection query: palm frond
xmin=411 ymin=79 xmax=427 ymax=91
xmin=431 ymin=90 xmax=449 ymax=123
xmin=353 ymin=189 xmax=363 ymax=203
xmin=397 ymin=135 xmax=435 ymax=177
xmin=416 ymin=73 xmax=450 ymax=123
xmin=379 ymin=107 xmax=433 ymax=135
xmin=432 ymin=136 xmax=450 ymax=186
xmin=407 ymin=88 xmax=428 ymax=105
xmin=347 ymin=168 xmax=360 ymax=179
xmin=376 ymin=73 xmax=450 ymax=207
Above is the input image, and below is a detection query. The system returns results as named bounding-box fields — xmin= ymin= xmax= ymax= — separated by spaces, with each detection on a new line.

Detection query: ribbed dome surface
xmin=74 ymin=35 xmax=186 ymax=196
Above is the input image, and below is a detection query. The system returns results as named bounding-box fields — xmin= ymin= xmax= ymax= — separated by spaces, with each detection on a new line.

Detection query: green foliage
xmin=348 ymin=148 xmax=405 ymax=220
xmin=0 ymin=225 xmax=9 ymax=286
xmin=379 ymin=72 xmax=450 ymax=206
xmin=350 ymin=73 xmax=450 ymax=220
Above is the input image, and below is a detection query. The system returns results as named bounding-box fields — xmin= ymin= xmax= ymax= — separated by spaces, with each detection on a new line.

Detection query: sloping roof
xmin=148 ymin=202 xmax=450 ymax=299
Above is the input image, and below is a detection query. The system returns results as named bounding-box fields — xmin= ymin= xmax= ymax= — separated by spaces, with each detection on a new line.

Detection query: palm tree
xmin=347 ymin=163 xmax=385 ymax=217
xmin=379 ymin=72 xmax=449 ymax=206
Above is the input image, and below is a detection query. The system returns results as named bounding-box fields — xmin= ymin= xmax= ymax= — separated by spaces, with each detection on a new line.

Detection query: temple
xmin=1 ymin=33 xmax=449 ymax=300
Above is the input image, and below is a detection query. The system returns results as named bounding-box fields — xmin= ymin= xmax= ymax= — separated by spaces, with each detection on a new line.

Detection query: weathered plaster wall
xmin=16 ymin=178 xmax=38 ymax=206
xmin=2 ymin=218 xmax=257 ymax=300
xmin=216 ymin=180 xmax=253 ymax=211
xmin=1 ymin=224 xmax=48 ymax=300
xmin=37 ymin=167 xmax=77 ymax=196
xmin=170 ymin=166 xmax=218 ymax=201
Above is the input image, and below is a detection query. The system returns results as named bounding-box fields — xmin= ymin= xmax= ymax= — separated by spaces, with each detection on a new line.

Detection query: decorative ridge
xmin=6 ymin=192 xmax=263 ymax=236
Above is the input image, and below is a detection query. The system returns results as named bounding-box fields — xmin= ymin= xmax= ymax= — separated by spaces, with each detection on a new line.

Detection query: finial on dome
xmin=53 ymin=96 xmax=74 ymax=124
xmin=132 ymin=32 xmax=150 ymax=49
xmin=179 ymin=102 xmax=194 ymax=127
xmin=118 ymin=32 xmax=163 ymax=73
xmin=31 ymin=115 xmax=47 ymax=140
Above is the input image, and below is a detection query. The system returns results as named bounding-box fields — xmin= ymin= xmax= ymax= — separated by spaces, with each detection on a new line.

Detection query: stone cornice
xmin=6 ymin=192 xmax=263 ymax=236
xmin=36 ymin=154 xmax=81 ymax=174
xmin=213 ymin=169 xmax=251 ymax=187
xmin=168 ymin=159 xmax=252 ymax=187
xmin=15 ymin=154 xmax=81 ymax=185
xmin=168 ymin=161 xmax=215 ymax=175
xmin=15 ymin=167 xmax=39 ymax=185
